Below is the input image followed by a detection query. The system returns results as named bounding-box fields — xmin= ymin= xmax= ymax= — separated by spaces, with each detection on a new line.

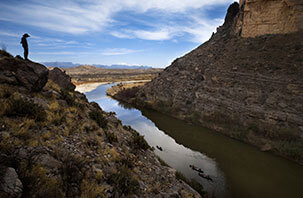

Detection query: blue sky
xmin=0 ymin=0 xmax=236 ymax=68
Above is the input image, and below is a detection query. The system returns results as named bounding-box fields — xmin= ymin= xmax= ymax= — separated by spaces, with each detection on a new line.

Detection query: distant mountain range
xmin=42 ymin=61 xmax=153 ymax=69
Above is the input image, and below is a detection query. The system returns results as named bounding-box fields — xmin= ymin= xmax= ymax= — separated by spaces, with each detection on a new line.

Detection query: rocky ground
xmin=0 ymin=50 xmax=202 ymax=197
xmin=57 ymin=65 xmax=163 ymax=85
xmin=110 ymin=3 xmax=303 ymax=164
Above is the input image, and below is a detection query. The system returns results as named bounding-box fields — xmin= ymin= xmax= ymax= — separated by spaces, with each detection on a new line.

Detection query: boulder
xmin=48 ymin=67 xmax=75 ymax=91
xmin=0 ymin=166 xmax=23 ymax=198
xmin=0 ymin=51 xmax=49 ymax=91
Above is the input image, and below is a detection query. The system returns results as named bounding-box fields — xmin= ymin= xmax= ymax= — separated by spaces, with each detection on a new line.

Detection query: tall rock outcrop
xmin=0 ymin=51 xmax=48 ymax=92
xmin=131 ymin=2 xmax=303 ymax=163
xmin=237 ymin=0 xmax=303 ymax=37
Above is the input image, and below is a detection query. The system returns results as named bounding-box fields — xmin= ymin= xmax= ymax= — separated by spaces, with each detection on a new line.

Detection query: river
xmin=85 ymin=83 xmax=303 ymax=198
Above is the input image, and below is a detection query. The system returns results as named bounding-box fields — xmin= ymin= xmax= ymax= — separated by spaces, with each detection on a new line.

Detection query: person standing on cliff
xmin=20 ymin=33 xmax=30 ymax=60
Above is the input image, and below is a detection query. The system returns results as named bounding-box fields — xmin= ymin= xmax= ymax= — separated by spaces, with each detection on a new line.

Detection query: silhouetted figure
xmin=20 ymin=33 xmax=30 ymax=60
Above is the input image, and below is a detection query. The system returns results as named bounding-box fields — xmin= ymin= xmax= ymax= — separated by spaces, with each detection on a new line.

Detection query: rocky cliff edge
xmin=0 ymin=51 xmax=202 ymax=197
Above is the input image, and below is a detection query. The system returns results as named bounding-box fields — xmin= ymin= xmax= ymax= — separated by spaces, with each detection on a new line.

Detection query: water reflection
xmin=85 ymin=84 xmax=303 ymax=198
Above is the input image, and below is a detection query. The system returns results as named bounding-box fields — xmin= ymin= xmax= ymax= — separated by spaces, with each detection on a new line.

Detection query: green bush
xmin=107 ymin=166 xmax=139 ymax=195
xmin=132 ymin=131 xmax=150 ymax=150
xmin=5 ymin=98 xmax=46 ymax=121
xmin=89 ymin=110 xmax=108 ymax=129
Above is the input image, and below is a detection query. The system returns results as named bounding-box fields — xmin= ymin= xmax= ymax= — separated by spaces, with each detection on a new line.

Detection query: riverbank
xmin=107 ymin=82 xmax=303 ymax=165
xmin=60 ymin=65 xmax=163 ymax=85
xmin=88 ymin=82 xmax=303 ymax=198
xmin=106 ymin=81 xmax=147 ymax=97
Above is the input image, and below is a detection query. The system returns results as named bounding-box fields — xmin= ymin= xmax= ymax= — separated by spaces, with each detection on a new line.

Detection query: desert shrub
xmin=132 ymin=131 xmax=150 ymax=150
xmin=60 ymin=89 xmax=75 ymax=106
xmin=120 ymin=156 xmax=134 ymax=169
xmin=59 ymin=153 xmax=88 ymax=196
xmin=52 ymin=114 xmax=66 ymax=126
xmin=75 ymin=102 xmax=85 ymax=110
xmin=175 ymin=171 xmax=206 ymax=197
xmin=89 ymin=110 xmax=108 ymax=129
xmin=105 ymin=131 xmax=118 ymax=144
xmin=83 ymin=124 xmax=98 ymax=133
xmin=5 ymin=98 xmax=46 ymax=121
xmin=21 ymin=164 xmax=64 ymax=197
xmin=85 ymin=137 xmax=101 ymax=149
xmin=80 ymin=179 xmax=105 ymax=197
xmin=107 ymin=166 xmax=139 ymax=195
xmin=115 ymin=87 xmax=139 ymax=100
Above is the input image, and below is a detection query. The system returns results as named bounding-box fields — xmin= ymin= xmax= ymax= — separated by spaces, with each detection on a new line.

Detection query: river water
xmin=85 ymin=83 xmax=303 ymax=198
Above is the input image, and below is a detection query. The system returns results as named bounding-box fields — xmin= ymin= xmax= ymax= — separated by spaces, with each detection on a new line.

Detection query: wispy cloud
xmin=36 ymin=48 xmax=141 ymax=56
xmin=110 ymin=31 xmax=134 ymax=39
xmin=0 ymin=0 xmax=234 ymax=36
xmin=101 ymin=48 xmax=141 ymax=56
xmin=131 ymin=29 xmax=177 ymax=41
xmin=0 ymin=31 xmax=20 ymax=38
xmin=110 ymin=15 xmax=224 ymax=43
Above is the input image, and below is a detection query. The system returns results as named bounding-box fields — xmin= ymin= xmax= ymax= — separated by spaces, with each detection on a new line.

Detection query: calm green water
xmin=85 ymin=83 xmax=303 ymax=198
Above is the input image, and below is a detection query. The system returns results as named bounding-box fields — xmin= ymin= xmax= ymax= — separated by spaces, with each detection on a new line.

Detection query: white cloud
xmin=111 ymin=16 xmax=224 ymax=43
xmin=110 ymin=31 xmax=134 ymax=39
xmin=0 ymin=31 xmax=20 ymax=38
xmin=183 ymin=17 xmax=224 ymax=43
xmin=101 ymin=48 xmax=141 ymax=56
xmin=132 ymin=29 xmax=176 ymax=41
xmin=0 ymin=0 xmax=235 ymax=35
xmin=118 ymin=0 xmax=235 ymax=13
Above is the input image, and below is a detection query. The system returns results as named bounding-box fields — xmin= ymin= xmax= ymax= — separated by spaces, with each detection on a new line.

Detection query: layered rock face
xmin=238 ymin=0 xmax=303 ymax=37
xmin=134 ymin=3 xmax=303 ymax=163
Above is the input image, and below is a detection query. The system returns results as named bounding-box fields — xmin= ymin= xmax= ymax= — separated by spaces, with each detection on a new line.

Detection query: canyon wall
xmin=131 ymin=2 xmax=303 ymax=164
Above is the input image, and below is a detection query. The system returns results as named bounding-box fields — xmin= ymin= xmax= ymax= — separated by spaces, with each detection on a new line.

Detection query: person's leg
xmin=24 ymin=47 xmax=28 ymax=60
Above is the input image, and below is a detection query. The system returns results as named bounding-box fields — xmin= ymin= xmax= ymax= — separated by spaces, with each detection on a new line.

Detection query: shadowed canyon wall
xmin=131 ymin=2 xmax=303 ymax=163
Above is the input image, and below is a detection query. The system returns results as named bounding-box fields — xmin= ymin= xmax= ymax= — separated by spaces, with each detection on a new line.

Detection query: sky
xmin=0 ymin=0 xmax=236 ymax=68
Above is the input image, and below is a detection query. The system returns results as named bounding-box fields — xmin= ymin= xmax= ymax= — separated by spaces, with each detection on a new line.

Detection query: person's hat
xmin=23 ymin=33 xmax=30 ymax=37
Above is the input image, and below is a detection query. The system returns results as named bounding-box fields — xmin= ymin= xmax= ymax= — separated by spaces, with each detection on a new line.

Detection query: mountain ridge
xmin=42 ymin=61 xmax=154 ymax=69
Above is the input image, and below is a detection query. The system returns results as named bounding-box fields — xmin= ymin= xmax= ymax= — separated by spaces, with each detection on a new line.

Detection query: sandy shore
xmin=75 ymin=80 xmax=151 ymax=93
xmin=75 ymin=82 xmax=109 ymax=93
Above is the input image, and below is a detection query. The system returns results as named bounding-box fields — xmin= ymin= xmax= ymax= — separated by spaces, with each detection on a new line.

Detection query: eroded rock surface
xmin=48 ymin=67 xmax=75 ymax=91
xmin=0 ymin=51 xmax=48 ymax=92
xmin=237 ymin=0 xmax=303 ymax=37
